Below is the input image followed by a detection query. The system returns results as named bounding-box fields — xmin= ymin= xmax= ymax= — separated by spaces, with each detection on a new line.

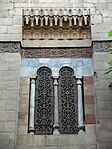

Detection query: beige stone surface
xmin=94 ymin=52 xmax=112 ymax=149
xmin=0 ymin=53 xmax=21 ymax=149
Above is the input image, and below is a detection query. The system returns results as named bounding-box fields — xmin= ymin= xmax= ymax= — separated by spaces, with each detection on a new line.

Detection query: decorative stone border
xmin=0 ymin=42 xmax=20 ymax=53
xmin=93 ymin=41 xmax=112 ymax=52
xmin=22 ymin=47 xmax=93 ymax=58
xmin=2 ymin=41 xmax=112 ymax=54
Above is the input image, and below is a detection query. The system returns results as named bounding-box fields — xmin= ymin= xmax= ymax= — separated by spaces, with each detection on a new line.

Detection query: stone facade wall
xmin=93 ymin=51 xmax=112 ymax=149
xmin=0 ymin=0 xmax=112 ymax=41
xmin=0 ymin=0 xmax=112 ymax=149
xmin=17 ymin=58 xmax=97 ymax=149
xmin=0 ymin=44 xmax=21 ymax=149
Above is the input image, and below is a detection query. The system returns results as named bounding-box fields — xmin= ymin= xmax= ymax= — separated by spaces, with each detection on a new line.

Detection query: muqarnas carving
xmin=22 ymin=8 xmax=91 ymax=40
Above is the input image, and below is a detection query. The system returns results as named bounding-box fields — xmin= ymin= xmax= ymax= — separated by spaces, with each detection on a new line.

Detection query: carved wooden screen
xmin=34 ymin=67 xmax=54 ymax=135
xmin=59 ymin=67 xmax=78 ymax=134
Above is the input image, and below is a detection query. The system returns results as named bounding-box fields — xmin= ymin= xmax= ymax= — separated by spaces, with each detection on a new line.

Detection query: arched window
xmin=34 ymin=67 xmax=54 ymax=135
xmin=29 ymin=66 xmax=84 ymax=135
xmin=59 ymin=67 xmax=78 ymax=134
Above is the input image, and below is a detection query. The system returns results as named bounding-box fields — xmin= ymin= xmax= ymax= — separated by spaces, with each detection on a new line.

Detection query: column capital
xmin=77 ymin=78 xmax=82 ymax=85
xmin=53 ymin=76 xmax=59 ymax=86
xmin=52 ymin=76 xmax=59 ymax=79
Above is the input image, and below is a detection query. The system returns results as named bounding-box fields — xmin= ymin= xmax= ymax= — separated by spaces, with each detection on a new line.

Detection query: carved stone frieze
xmin=93 ymin=41 xmax=112 ymax=52
xmin=22 ymin=8 xmax=91 ymax=43
xmin=0 ymin=42 xmax=20 ymax=53
xmin=22 ymin=47 xmax=93 ymax=58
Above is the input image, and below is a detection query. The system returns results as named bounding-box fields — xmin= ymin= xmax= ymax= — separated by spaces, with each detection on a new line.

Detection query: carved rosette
xmin=22 ymin=8 xmax=91 ymax=41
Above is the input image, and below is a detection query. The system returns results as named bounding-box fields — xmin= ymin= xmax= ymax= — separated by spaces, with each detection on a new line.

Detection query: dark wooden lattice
xmin=59 ymin=67 xmax=78 ymax=134
xmin=34 ymin=67 xmax=54 ymax=135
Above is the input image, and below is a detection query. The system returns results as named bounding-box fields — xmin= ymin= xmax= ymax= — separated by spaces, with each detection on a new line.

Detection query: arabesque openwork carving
xmin=22 ymin=8 xmax=91 ymax=40
xmin=59 ymin=67 xmax=78 ymax=134
xmin=34 ymin=67 xmax=54 ymax=135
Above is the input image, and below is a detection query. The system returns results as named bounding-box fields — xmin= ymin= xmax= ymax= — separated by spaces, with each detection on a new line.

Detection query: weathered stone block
xmin=85 ymin=105 xmax=95 ymax=115
xmin=85 ymin=95 xmax=94 ymax=105
xmin=0 ymin=122 xmax=5 ymax=132
xmin=86 ymin=144 xmax=97 ymax=149
xmin=0 ymin=26 xmax=7 ymax=34
xmin=84 ymin=85 xmax=94 ymax=95
xmin=32 ymin=135 xmax=45 ymax=146
xmin=98 ymin=119 xmax=112 ymax=132
xmin=0 ymin=3 xmax=13 ymax=10
xmin=1 ymin=91 xmax=19 ymax=100
xmin=95 ymin=90 xmax=112 ymax=101
xmin=8 ymin=62 xmax=20 ymax=71
xmin=97 ymin=100 xmax=112 ymax=110
xmin=95 ymin=79 xmax=111 ymax=90
xmin=86 ymin=134 xmax=96 ymax=144
xmin=97 ymin=110 xmax=112 ymax=119
xmin=0 ymin=10 xmax=8 ymax=17
xmin=17 ymin=125 xmax=28 ymax=135
xmin=18 ymin=112 xmax=28 ymax=125
xmin=0 ymin=33 xmax=21 ymax=41
xmin=57 ymin=146 xmax=78 ymax=149
xmin=19 ymin=85 xmax=29 ymax=95
xmin=8 ymin=143 xmax=15 ymax=149
xmin=6 ymin=100 xmax=17 ymax=111
xmin=45 ymin=135 xmax=58 ymax=146
xmin=78 ymin=145 xmax=86 ymax=149
xmin=20 ymin=77 xmax=30 ymax=86
xmin=0 ymin=111 xmax=17 ymax=121
xmin=57 ymin=135 xmax=76 ymax=146
xmin=85 ymin=114 xmax=96 ymax=124
xmin=8 ymin=25 xmax=21 ymax=34
xmin=0 ymin=133 xmax=16 ymax=144
xmin=86 ymin=124 xmax=96 ymax=134
xmin=17 ymin=135 xmax=27 ymax=147
xmin=84 ymin=76 xmax=94 ymax=85
xmin=0 ymin=18 xmax=13 ymax=25
xmin=5 ymin=122 xmax=17 ymax=133
xmin=0 ymin=100 xmax=7 ymax=111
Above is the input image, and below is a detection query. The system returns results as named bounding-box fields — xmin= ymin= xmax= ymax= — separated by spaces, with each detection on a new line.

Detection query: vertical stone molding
xmin=29 ymin=78 xmax=36 ymax=133
xmin=77 ymin=78 xmax=85 ymax=134
xmin=53 ymin=77 xmax=60 ymax=135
